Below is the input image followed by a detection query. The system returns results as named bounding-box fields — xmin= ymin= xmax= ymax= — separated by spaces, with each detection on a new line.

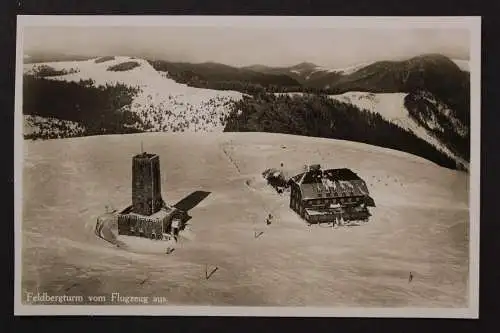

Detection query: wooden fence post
xmin=205 ymin=265 xmax=218 ymax=280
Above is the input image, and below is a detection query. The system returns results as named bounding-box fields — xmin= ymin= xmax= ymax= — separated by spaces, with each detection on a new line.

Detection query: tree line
xmin=23 ymin=75 xmax=144 ymax=136
xmin=107 ymin=61 xmax=141 ymax=72
xmin=30 ymin=64 xmax=79 ymax=77
xmin=224 ymin=93 xmax=460 ymax=170
xmin=404 ymin=91 xmax=470 ymax=162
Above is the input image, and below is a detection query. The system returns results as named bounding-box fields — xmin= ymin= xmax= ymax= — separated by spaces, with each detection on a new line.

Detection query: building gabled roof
xmin=290 ymin=166 xmax=370 ymax=200
xmin=323 ymin=168 xmax=361 ymax=181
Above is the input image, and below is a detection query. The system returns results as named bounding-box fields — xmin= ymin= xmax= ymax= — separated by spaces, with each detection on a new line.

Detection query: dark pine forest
xmin=23 ymin=75 xmax=144 ymax=137
xmin=224 ymin=93 xmax=461 ymax=170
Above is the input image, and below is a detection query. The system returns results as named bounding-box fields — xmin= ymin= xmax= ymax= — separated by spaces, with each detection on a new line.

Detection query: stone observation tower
xmin=132 ymin=152 xmax=163 ymax=216
xmin=113 ymin=145 xmax=187 ymax=241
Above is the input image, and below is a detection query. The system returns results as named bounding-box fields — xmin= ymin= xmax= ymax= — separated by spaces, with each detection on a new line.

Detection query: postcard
xmin=14 ymin=15 xmax=480 ymax=317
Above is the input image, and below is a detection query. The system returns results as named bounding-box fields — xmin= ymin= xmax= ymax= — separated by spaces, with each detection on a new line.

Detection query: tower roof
xmin=133 ymin=152 xmax=158 ymax=159
xmin=290 ymin=166 xmax=369 ymax=200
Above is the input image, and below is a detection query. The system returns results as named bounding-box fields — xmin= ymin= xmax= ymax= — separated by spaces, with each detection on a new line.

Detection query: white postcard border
xmin=14 ymin=15 xmax=481 ymax=318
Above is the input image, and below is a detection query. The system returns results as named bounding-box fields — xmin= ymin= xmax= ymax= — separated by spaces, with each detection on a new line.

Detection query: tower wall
xmin=132 ymin=153 xmax=163 ymax=216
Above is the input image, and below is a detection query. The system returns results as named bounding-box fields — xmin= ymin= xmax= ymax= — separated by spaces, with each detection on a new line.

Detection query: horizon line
xmin=21 ymin=52 xmax=470 ymax=69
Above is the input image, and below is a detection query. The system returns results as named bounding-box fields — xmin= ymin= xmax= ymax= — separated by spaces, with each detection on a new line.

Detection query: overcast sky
xmin=23 ymin=26 xmax=470 ymax=68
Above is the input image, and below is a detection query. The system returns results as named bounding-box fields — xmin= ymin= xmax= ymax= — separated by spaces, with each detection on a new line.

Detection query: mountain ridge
xmin=21 ymin=53 xmax=470 ymax=171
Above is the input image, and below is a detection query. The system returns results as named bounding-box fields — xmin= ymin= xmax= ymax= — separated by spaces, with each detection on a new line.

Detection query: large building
xmin=117 ymin=151 xmax=186 ymax=240
xmin=288 ymin=164 xmax=375 ymax=224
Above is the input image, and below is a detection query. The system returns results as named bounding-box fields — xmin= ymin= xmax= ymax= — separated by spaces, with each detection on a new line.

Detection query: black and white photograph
xmin=14 ymin=16 xmax=480 ymax=317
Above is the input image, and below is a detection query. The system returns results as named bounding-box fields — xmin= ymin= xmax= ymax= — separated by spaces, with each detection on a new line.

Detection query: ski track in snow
xmin=24 ymin=56 xmax=244 ymax=133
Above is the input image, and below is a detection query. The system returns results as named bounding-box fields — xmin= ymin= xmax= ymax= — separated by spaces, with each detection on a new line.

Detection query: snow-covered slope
xmin=22 ymin=56 xmax=469 ymax=170
xmin=327 ymin=92 xmax=468 ymax=169
xmin=452 ymin=59 xmax=469 ymax=72
xmin=21 ymin=132 xmax=469 ymax=307
xmin=301 ymin=58 xmax=469 ymax=81
xmin=296 ymin=62 xmax=375 ymax=80
xmin=322 ymin=62 xmax=375 ymax=75
xmin=23 ymin=56 xmax=244 ymax=132
xmin=326 ymin=58 xmax=469 ymax=75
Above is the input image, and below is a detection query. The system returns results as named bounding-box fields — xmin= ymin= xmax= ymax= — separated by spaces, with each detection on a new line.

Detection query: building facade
xmin=289 ymin=165 xmax=375 ymax=224
xmin=132 ymin=152 xmax=164 ymax=216
xmin=116 ymin=151 xmax=186 ymax=240
xmin=117 ymin=204 xmax=186 ymax=240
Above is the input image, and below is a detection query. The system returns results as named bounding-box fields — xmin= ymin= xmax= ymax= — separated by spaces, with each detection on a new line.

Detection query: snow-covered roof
xmin=290 ymin=166 xmax=370 ymax=200
xmin=133 ymin=152 xmax=158 ymax=160
xmin=127 ymin=206 xmax=177 ymax=221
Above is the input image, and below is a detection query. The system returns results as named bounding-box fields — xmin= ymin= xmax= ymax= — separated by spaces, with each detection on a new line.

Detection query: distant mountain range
xmin=147 ymin=60 xmax=303 ymax=89
xmin=147 ymin=54 xmax=469 ymax=122
xmin=24 ymin=52 xmax=469 ymax=98
xmin=243 ymin=56 xmax=469 ymax=82
xmin=21 ymin=53 xmax=470 ymax=171
xmin=149 ymin=54 xmax=469 ymax=93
